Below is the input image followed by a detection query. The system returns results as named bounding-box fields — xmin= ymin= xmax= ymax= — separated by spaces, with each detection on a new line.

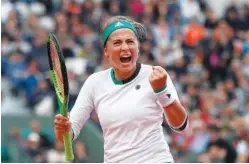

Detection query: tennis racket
xmin=47 ymin=33 xmax=74 ymax=161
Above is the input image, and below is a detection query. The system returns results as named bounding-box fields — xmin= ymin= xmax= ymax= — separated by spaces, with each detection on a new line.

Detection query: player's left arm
xmin=149 ymin=66 xmax=188 ymax=132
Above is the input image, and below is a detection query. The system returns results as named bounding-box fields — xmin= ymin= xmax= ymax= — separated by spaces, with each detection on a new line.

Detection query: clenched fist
xmin=54 ymin=114 xmax=71 ymax=142
xmin=149 ymin=66 xmax=167 ymax=92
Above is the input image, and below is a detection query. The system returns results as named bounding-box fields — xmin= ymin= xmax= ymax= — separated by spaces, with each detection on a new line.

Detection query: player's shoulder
xmin=140 ymin=64 xmax=171 ymax=78
xmin=85 ymin=68 xmax=111 ymax=83
xmin=141 ymin=64 xmax=153 ymax=72
xmin=140 ymin=64 xmax=155 ymax=77
xmin=141 ymin=64 xmax=169 ymax=73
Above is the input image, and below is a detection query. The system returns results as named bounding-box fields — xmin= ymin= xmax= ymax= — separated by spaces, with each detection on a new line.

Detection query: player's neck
xmin=114 ymin=66 xmax=137 ymax=81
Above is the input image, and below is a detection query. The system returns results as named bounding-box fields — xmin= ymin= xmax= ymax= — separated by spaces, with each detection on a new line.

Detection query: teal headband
xmin=102 ymin=21 xmax=137 ymax=46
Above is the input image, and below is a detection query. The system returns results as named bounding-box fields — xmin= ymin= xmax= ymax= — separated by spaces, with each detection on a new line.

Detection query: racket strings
xmin=50 ymin=41 xmax=65 ymax=98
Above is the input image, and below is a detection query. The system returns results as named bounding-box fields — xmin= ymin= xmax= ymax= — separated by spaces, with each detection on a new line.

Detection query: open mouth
xmin=120 ymin=56 xmax=132 ymax=63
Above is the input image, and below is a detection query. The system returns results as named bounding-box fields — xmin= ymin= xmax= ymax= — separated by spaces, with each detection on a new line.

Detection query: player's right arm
xmin=54 ymin=74 xmax=96 ymax=142
xmin=149 ymin=66 xmax=188 ymax=132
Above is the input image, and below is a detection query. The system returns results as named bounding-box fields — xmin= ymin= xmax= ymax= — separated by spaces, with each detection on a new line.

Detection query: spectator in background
xmin=3 ymin=10 xmax=20 ymax=41
xmin=235 ymin=5 xmax=249 ymax=31
xmin=128 ymin=0 xmax=144 ymax=19
xmin=184 ymin=18 xmax=207 ymax=48
xmin=24 ymin=59 xmax=42 ymax=103
xmin=22 ymin=14 xmax=39 ymax=43
xmin=242 ymin=31 xmax=249 ymax=55
xmin=225 ymin=2 xmax=238 ymax=31
xmin=25 ymin=132 xmax=46 ymax=163
xmin=4 ymin=50 xmax=28 ymax=96
xmin=109 ymin=0 xmax=121 ymax=16
xmin=204 ymin=7 xmax=218 ymax=30
xmin=28 ymin=79 xmax=54 ymax=115
xmin=188 ymin=115 xmax=209 ymax=155
xmin=167 ymin=0 xmax=181 ymax=22
xmin=74 ymin=141 xmax=89 ymax=163
xmin=139 ymin=40 xmax=156 ymax=66
xmin=79 ymin=42 xmax=100 ymax=66
xmin=69 ymin=14 xmax=91 ymax=44
xmin=28 ymin=28 xmax=49 ymax=73
xmin=9 ymin=128 xmax=26 ymax=150
xmin=180 ymin=0 xmax=203 ymax=22
xmin=46 ymin=141 xmax=65 ymax=163
xmin=212 ymin=20 xmax=234 ymax=50
xmin=152 ymin=17 xmax=171 ymax=50
xmin=29 ymin=120 xmax=52 ymax=150
xmin=233 ymin=118 xmax=249 ymax=163
xmin=199 ymin=124 xmax=237 ymax=163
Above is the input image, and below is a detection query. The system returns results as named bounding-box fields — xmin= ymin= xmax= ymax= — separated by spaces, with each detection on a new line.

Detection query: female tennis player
xmin=54 ymin=16 xmax=188 ymax=163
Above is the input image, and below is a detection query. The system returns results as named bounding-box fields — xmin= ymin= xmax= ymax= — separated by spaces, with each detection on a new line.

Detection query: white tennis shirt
xmin=70 ymin=64 xmax=179 ymax=163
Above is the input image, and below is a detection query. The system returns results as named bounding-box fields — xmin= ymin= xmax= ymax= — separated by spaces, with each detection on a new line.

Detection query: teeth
xmin=120 ymin=55 xmax=132 ymax=63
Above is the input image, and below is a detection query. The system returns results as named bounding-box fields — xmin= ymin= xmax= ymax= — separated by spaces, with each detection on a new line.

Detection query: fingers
xmin=54 ymin=114 xmax=71 ymax=133
xmin=153 ymin=69 xmax=163 ymax=78
xmin=151 ymin=66 xmax=167 ymax=79
xmin=54 ymin=117 xmax=68 ymax=126
xmin=55 ymin=114 xmax=68 ymax=121
xmin=153 ymin=66 xmax=167 ymax=74
xmin=150 ymin=66 xmax=167 ymax=91
xmin=54 ymin=127 xmax=70 ymax=135
xmin=149 ymin=71 xmax=155 ymax=81
xmin=54 ymin=114 xmax=69 ymax=124
xmin=54 ymin=120 xmax=71 ymax=129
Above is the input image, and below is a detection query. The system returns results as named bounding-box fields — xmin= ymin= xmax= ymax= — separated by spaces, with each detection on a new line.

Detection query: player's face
xmin=104 ymin=28 xmax=139 ymax=73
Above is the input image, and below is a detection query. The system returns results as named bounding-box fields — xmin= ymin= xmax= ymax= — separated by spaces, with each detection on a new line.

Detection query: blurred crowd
xmin=1 ymin=0 xmax=249 ymax=163
xmin=6 ymin=120 xmax=89 ymax=162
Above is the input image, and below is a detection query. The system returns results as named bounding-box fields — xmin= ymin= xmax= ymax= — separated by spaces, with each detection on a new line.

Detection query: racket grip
xmin=63 ymin=132 xmax=74 ymax=161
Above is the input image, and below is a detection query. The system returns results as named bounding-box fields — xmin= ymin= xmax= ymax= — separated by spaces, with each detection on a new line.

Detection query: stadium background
xmin=1 ymin=0 xmax=249 ymax=162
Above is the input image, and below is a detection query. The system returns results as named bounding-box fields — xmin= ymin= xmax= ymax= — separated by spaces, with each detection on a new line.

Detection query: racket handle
xmin=63 ymin=132 xmax=74 ymax=161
